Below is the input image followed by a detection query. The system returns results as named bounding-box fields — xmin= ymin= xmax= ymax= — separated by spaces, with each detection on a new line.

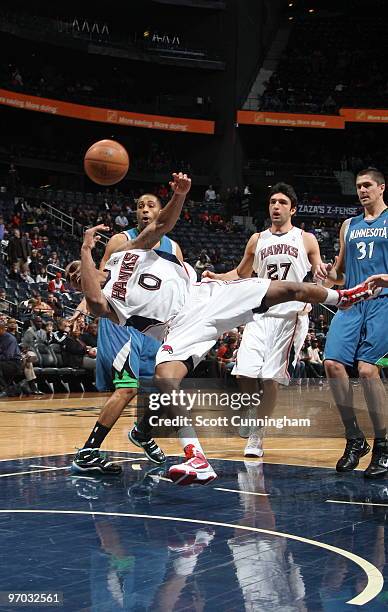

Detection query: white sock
xmin=323 ymin=288 xmax=340 ymax=305
xmin=177 ymin=426 xmax=205 ymax=455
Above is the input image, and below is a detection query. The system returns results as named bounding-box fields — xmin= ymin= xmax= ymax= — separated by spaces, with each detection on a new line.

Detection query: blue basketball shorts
xmin=324 ymin=297 xmax=388 ymax=367
xmin=96 ymin=318 xmax=160 ymax=391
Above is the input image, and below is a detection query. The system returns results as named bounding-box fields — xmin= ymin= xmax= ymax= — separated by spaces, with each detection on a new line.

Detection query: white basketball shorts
xmin=232 ymin=313 xmax=309 ymax=384
xmin=155 ymin=277 xmax=271 ymax=369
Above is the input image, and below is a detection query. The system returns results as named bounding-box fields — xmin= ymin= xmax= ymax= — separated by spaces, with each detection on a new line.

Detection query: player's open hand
xmin=365 ymin=274 xmax=388 ymax=290
xmin=313 ymin=262 xmax=329 ymax=282
xmin=169 ymin=172 xmax=191 ymax=195
xmin=82 ymin=225 xmax=110 ymax=250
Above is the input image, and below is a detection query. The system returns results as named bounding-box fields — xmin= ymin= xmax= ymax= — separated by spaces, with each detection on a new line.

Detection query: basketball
xmin=84 ymin=139 xmax=129 ymax=185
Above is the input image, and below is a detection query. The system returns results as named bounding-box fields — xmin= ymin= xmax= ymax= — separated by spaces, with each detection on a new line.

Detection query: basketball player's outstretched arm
xmin=80 ymin=226 xmax=119 ymax=323
xmin=320 ymin=220 xmax=349 ymax=287
xmin=113 ymin=172 xmax=191 ymax=253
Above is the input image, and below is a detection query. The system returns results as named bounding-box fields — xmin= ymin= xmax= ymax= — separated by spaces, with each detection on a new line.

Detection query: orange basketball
xmin=84 ymin=139 xmax=129 ymax=185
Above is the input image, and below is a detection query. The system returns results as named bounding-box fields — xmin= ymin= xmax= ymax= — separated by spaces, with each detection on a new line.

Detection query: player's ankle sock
xmin=177 ymin=426 xmax=205 ymax=455
xmin=135 ymin=416 xmax=153 ymax=436
xmin=82 ymin=421 xmax=111 ymax=450
xmin=343 ymin=417 xmax=363 ymax=439
xmin=323 ymin=288 xmax=341 ymax=305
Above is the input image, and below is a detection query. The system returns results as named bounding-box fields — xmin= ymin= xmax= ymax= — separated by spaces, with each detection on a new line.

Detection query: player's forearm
xmin=210 ymin=268 xmax=240 ymax=281
xmin=81 ymin=246 xmax=109 ymax=316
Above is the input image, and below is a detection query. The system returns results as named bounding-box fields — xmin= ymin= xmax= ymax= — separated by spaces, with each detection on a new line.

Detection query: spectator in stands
xmin=204 ymin=185 xmax=216 ymax=203
xmin=20 ymin=346 xmax=42 ymax=395
xmin=6 ymin=318 xmax=21 ymax=342
xmin=48 ymin=272 xmax=66 ymax=293
xmin=114 ymin=210 xmax=129 ymax=231
xmin=217 ymin=334 xmax=239 ymax=377
xmin=51 ymin=318 xmax=71 ymax=345
xmin=8 ymin=262 xmax=22 ymax=281
xmin=43 ymin=321 xmax=55 ymax=344
xmin=61 ymin=327 xmax=96 ymax=371
xmin=81 ymin=322 xmax=98 ymax=348
xmin=46 ymin=293 xmax=62 ymax=318
xmin=36 ymin=265 xmax=49 ymax=283
xmin=19 ymin=263 xmax=35 ymax=284
xmin=48 ymin=251 xmax=60 ymax=266
xmin=0 ymin=319 xmax=22 ymax=397
xmin=308 ymin=339 xmax=325 ymax=379
xmin=7 ymin=228 xmax=31 ymax=265
xmin=0 ymin=216 xmax=5 ymax=241
xmin=32 ymin=294 xmax=54 ymax=318
xmin=0 ymin=289 xmax=9 ymax=315
xmin=194 ymin=250 xmax=213 ymax=278
xmin=22 ymin=315 xmax=47 ymax=348
xmin=314 ymin=314 xmax=329 ymax=337
xmin=29 ymin=249 xmax=43 ymax=277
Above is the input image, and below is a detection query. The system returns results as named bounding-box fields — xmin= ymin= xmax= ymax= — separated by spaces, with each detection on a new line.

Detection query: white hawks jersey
xmin=102 ymin=249 xmax=196 ymax=340
xmin=253 ymin=226 xmax=311 ymax=318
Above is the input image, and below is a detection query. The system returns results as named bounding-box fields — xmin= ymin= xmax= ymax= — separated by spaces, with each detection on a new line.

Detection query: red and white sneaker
xmin=336 ymin=283 xmax=382 ymax=310
xmin=168 ymin=444 xmax=217 ymax=486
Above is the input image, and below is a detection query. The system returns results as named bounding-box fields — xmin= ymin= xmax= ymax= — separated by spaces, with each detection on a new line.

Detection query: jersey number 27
xmin=266 ymin=262 xmax=291 ymax=280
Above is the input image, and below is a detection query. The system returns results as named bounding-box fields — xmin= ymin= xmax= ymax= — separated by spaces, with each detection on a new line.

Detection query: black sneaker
xmin=364 ymin=438 xmax=388 ymax=479
xmin=336 ymin=438 xmax=370 ymax=472
xmin=128 ymin=426 xmax=166 ymax=464
xmin=71 ymin=448 xmax=122 ymax=475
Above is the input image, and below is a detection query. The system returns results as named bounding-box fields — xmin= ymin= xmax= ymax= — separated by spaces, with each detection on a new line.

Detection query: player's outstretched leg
xmin=264 ymin=280 xmax=382 ymax=311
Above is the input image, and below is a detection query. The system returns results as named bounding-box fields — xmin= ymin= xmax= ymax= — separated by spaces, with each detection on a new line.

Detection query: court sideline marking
xmin=0 ymin=509 xmax=382 ymax=606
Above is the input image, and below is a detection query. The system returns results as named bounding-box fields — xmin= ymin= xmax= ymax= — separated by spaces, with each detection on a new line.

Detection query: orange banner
xmin=237 ymin=110 xmax=345 ymax=129
xmin=340 ymin=108 xmax=388 ymax=123
xmin=0 ymin=88 xmax=215 ymax=134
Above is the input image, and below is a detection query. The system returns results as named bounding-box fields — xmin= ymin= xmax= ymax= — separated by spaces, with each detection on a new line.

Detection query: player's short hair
xmin=356 ymin=167 xmax=385 ymax=185
xmin=136 ymin=193 xmax=162 ymax=208
xmin=268 ymin=182 xmax=298 ymax=208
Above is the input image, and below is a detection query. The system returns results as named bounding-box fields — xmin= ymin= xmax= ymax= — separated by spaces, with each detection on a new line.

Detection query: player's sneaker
xmin=364 ymin=438 xmax=388 ymax=479
xmin=168 ymin=444 xmax=217 ymax=486
xmin=336 ymin=438 xmax=370 ymax=472
xmin=244 ymin=429 xmax=264 ymax=458
xmin=336 ymin=283 xmax=382 ymax=310
xmin=71 ymin=448 xmax=122 ymax=475
xmin=128 ymin=425 xmax=166 ymax=464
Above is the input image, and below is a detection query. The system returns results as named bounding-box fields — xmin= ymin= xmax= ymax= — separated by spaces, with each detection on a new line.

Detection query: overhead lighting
xmin=308 ymin=8 xmax=315 ymax=12
xmin=288 ymin=2 xmax=294 ymax=6
xmin=289 ymin=16 xmax=294 ymax=20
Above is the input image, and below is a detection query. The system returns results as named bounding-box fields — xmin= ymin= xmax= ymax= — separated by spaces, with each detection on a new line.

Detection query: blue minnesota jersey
xmin=344 ymin=208 xmax=388 ymax=296
xmin=96 ymin=229 xmax=176 ymax=390
xmin=124 ymin=227 xmax=176 ymax=255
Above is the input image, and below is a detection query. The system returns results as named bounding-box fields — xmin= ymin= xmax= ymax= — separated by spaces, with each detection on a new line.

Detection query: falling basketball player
xmin=203 ymin=182 xmax=327 ymax=458
xmin=70 ymin=191 xmax=183 ymax=476
xmin=68 ymin=172 xmax=381 ymax=485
